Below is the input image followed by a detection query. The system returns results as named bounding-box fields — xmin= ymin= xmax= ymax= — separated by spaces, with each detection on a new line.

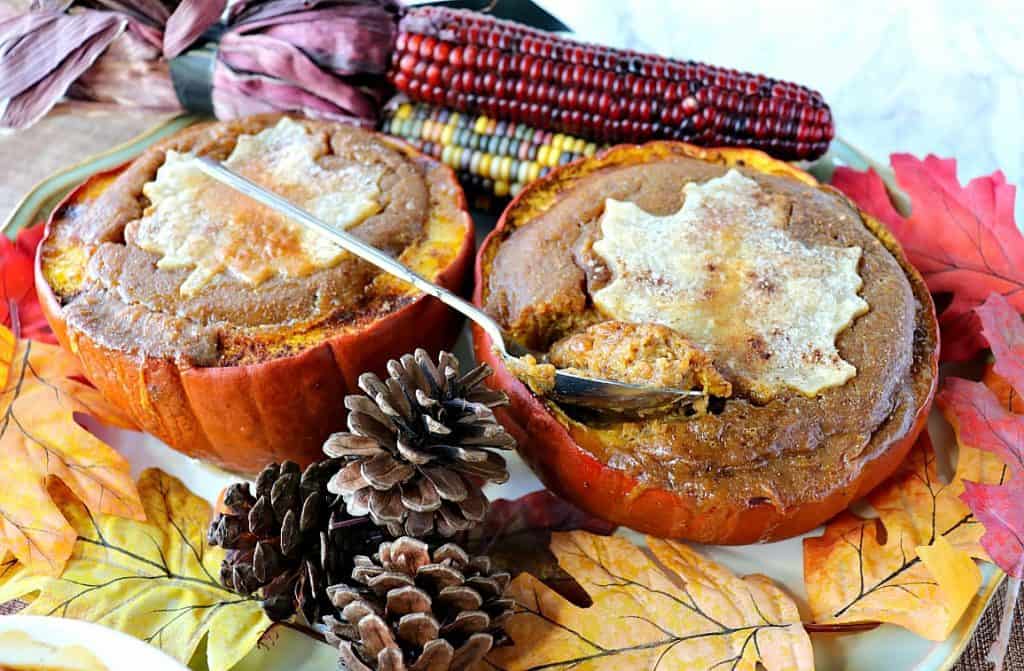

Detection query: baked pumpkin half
xmin=37 ymin=115 xmax=474 ymax=474
xmin=473 ymin=141 xmax=938 ymax=544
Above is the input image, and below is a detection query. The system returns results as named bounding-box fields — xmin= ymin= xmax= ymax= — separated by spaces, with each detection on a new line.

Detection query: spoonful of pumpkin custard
xmin=492 ymin=167 xmax=869 ymax=414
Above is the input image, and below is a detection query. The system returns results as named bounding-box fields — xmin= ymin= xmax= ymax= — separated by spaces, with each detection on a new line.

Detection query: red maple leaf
xmin=832 ymin=155 xmax=1023 ymax=361
xmin=937 ymin=293 xmax=1024 ymax=579
xmin=960 ymin=482 xmax=1023 ymax=578
xmin=0 ymin=222 xmax=54 ymax=344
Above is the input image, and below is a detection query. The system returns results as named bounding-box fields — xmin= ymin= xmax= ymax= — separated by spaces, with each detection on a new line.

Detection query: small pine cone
xmin=209 ymin=460 xmax=388 ymax=622
xmin=323 ymin=537 xmax=514 ymax=671
xmin=325 ymin=349 xmax=515 ymax=538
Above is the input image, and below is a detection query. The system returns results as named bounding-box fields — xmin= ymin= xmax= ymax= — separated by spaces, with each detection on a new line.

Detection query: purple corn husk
xmin=212 ymin=0 xmax=399 ymax=124
xmin=68 ymin=24 xmax=180 ymax=109
xmin=212 ymin=60 xmax=378 ymax=124
xmin=0 ymin=10 xmax=120 ymax=99
xmin=1 ymin=9 xmax=126 ymax=128
xmin=163 ymin=0 xmax=227 ymax=58
xmin=88 ymin=0 xmax=170 ymax=26
xmin=218 ymin=32 xmax=379 ymax=108
xmin=256 ymin=7 xmax=396 ymax=74
xmin=1 ymin=0 xmax=401 ymax=130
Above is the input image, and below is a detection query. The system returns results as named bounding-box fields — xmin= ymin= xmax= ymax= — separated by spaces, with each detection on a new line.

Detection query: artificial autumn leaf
xmin=938 ymin=293 xmax=1024 ymax=581
xmin=960 ymin=482 xmax=1023 ymax=578
xmin=485 ymin=530 xmax=813 ymax=671
xmin=939 ymin=293 xmax=1024 ymax=669
xmin=983 ymin=365 xmax=1023 ymax=413
xmin=803 ymin=433 xmax=997 ymax=640
xmin=0 ymin=324 xmax=141 ymax=575
xmin=939 ymin=377 xmax=1021 ymax=484
xmin=831 ymin=155 xmax=1022 ymax=361
xmin=0 ymin=223 xmax=54 ymax=343
xmin=463 ymin=490 xmax=617 ymax=606
xmin=0 ymin=469 xmax=272 ymax=671
xmin=978 ymin=292 xmax=1024 ymax=402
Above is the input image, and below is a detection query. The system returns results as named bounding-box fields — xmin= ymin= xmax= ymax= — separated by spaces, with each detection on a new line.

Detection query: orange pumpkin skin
xmin=472 ymin=141 xmax=939 ymax=544
xmin=37 ymin=149 xmax=474 ymax=475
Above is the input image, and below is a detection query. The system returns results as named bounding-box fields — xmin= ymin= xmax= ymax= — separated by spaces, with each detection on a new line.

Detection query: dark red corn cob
xmin=391 ymin=7 xmax=834 ymax=161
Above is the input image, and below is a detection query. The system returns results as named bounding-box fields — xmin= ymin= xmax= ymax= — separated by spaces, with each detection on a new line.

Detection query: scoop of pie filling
xmin=53 ymin=116 xmax=447 ymax=367
xmin=484 ymin=155 xmax=923 ymax=503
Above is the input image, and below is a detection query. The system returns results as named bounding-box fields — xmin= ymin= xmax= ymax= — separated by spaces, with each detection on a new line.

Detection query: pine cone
xmin=323 ymin=537 xmax=513 ymax=671
xmin=325 ymin=349 xmax=515 ymax=538
xmin=208 ymin=460 xmax=388 ymax=622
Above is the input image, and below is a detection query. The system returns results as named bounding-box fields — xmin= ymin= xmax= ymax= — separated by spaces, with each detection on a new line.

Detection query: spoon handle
xmin=194 ymin=156 xmax=510 ymax=356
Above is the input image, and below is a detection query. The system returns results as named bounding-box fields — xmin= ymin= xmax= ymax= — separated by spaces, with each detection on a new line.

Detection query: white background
xmin=539 ymin=0 xmax=1024 ymax=219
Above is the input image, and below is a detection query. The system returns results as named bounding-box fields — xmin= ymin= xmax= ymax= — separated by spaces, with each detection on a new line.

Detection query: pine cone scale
xmin=329 ymin=460 xmax=370 ymax=497
xmin=400 ymin=476 xmax=442 ymax=512
xmin=397 ymin=612 xmax=440 ymax=648
xmin=362 ymin=453 xmax=416 ymax=489
xmin=369 ymin=488 xmax=408 ymax=522
xmin=323 ymin=433 xmax=385 ymax=458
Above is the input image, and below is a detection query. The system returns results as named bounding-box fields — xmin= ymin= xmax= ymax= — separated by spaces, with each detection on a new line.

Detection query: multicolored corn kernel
xmin=392 ymin=7 xmax=834 ymax=161
xmin=381 ymin=101 xmax=599 ymax=207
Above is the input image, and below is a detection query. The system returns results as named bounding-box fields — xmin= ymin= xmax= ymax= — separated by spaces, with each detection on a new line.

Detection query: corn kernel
xmin=517 ymin=160 xmax=531 ymax=184
xmin=537 ymin=145 xmax=550 ymax=166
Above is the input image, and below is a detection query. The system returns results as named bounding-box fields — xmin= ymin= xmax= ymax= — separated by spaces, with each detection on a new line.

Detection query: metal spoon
xmin=195 ymin=156 xmax=703 ymax=415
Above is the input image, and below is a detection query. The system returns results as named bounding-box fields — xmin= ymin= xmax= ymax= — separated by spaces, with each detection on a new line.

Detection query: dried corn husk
xmin=0 ymin=0 xmax=398 ymax=130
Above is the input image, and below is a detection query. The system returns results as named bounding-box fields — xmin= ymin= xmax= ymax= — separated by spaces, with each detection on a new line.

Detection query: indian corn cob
xmin=382 ymin=101 xmax=600 ymax=207
xmin=392 ymin=7 xmax=834 ymax=161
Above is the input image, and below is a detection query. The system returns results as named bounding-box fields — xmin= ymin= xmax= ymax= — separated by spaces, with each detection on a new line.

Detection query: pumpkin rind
xmin=36 ymin=138 xmax=474 ymax=475
xmin=472 ymin=141 xmax=938 ymax=544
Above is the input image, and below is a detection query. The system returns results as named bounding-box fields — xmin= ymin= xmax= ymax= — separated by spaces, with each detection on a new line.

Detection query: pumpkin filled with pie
xmin=473 ymin=141 xmax=938 ymax=544
xmin=37 ymin=115 xmax=474 ymax=474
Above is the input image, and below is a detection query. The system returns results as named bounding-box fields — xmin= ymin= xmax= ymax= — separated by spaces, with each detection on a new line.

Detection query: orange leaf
xmin=982 ymin=365 xmax=1024 ymax=414
xmin=831 ymin=156 xmax=1022 ymax=361
xmin=0 ymin=325 xmax=142 ymax=575
xmin=486 ymin=530 xmax=813 ymax=671
xmin=803 ymin=433 xmax=998 ymax=640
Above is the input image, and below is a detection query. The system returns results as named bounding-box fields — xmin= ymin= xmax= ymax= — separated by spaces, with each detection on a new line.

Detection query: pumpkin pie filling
xmin=41 ymin=115 xmax=468 ymax=368
xmin=483 ymin=155 xmax=933 ymax=515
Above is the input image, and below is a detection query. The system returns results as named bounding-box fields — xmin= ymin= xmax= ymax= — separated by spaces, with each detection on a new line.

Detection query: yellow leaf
xmin=803 ymin=433 xmax=996 ymax=640
xmin=485 ymin=530 xmax=812 ymax=671
xmin=0 ymin=469 xmax=271 ymax=671
xmin=917 ymin=536 xmax=982 ymax=638
xmin=0 ymin=326 xmax=142 ymax=575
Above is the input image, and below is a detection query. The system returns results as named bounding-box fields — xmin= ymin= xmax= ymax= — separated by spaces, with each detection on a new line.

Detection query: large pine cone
xmin=209 ymin=460 xmax=388 ymax=622
xmin=326 ymin=349 xmax=515 ymax=538
xmin=323 ymin=537 xmax=513 ymax=671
